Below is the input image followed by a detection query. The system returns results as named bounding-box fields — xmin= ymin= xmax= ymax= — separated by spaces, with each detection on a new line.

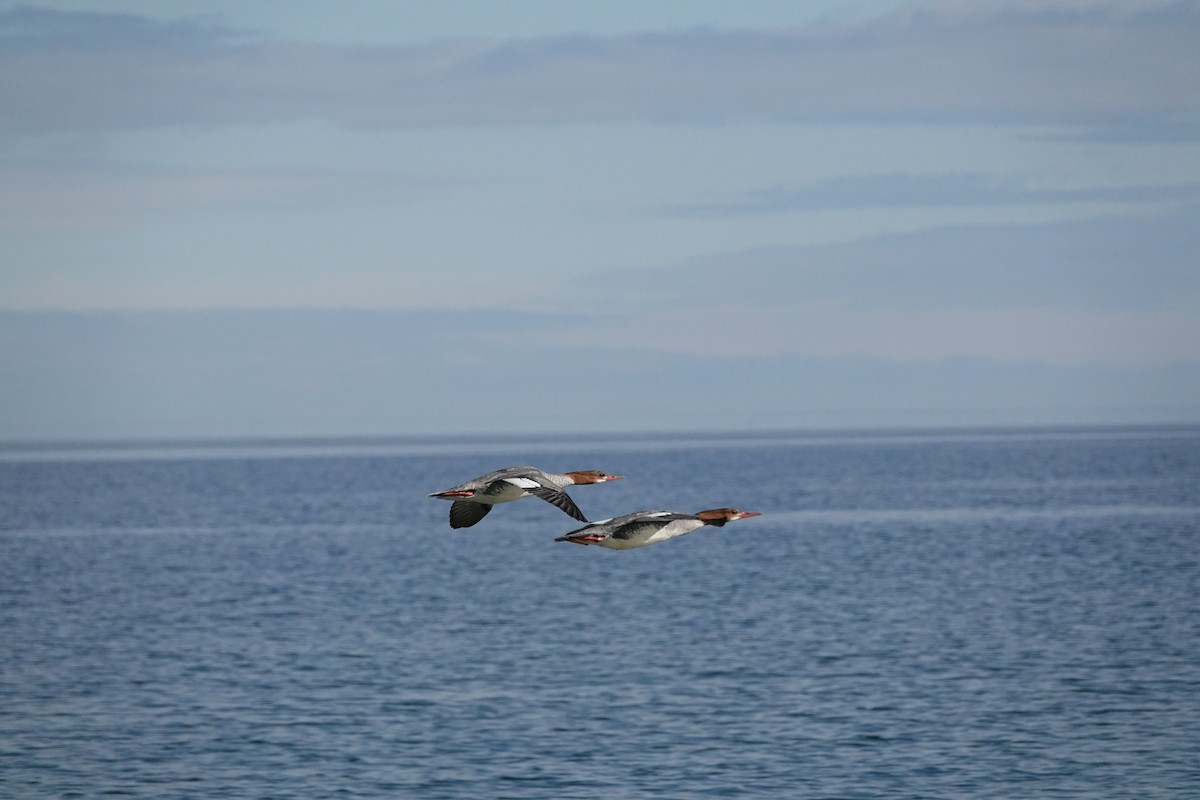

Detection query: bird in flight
xmin=428 ymin=465 xmax=623 ymax=529
xmin=556 ymin=507 xmax=761 ymax=549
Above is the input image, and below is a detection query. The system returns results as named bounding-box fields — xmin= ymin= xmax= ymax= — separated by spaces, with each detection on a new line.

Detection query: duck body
xmin=428 ymin=466 xmax=622 ymax=529
xmin=556 ymin=507 xmax=761 ymax=550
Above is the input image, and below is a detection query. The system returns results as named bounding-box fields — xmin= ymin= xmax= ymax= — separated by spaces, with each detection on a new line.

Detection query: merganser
xmin=555 ymin=507 xmax=762 ymax=549
xmin=428 ymin=466 xmax=623 ymax=529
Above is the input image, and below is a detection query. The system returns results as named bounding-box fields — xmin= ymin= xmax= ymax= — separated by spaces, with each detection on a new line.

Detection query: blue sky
xmin=2 ymin=1 xmax=1199 ymax=439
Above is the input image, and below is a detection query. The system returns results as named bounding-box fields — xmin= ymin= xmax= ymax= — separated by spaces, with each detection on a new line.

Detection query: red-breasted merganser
xmin=428 ymin=466 xmax=623 ymax=529
xmin=555 ymin=507 xmax=761 ymax=549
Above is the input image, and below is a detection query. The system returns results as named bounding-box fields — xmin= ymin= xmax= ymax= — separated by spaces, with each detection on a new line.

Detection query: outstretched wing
xmin=449 ymin=500 xmax=492 ymax=529
xmin=530 ymin=487 xmax=587 ymax=521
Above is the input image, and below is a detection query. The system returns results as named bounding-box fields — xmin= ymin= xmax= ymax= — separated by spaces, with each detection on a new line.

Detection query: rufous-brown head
xmin=564 ymin=470 xmax=624 ymax=485
xmin=694 ymin=508 xmax=762 ymax=526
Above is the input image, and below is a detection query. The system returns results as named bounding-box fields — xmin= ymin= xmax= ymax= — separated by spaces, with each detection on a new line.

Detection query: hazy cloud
xmin=2 ymin=1 xmax=1197 ymax=137
xmin=2 ymin=309 xmax=1197 ymax=438
xmin=3 ymin=3 xmax=1195 ymax=439
xmin=580 ymin=207 xmax=1200 ymax=313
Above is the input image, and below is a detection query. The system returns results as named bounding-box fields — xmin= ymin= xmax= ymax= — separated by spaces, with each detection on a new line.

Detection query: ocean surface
xmin=2 ymin=427 xmax=1198 ymax=799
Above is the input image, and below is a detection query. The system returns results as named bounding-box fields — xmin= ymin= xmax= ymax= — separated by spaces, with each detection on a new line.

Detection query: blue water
xmin=2 ymin=427 xmax=1199 ymax=798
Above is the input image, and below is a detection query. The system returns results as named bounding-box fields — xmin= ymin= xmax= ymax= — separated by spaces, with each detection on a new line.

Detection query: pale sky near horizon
xmin=1 ymin=1 xmax=1199 ymax=438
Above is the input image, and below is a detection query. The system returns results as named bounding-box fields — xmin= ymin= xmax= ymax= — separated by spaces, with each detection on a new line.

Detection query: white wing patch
xmin=503 ymin=477 xmax=542 ymax=489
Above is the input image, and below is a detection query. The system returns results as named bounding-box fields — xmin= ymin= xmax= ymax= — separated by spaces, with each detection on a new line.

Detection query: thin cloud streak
xmin=0 ymin=162 xmax=450 ymax=233
xmin=667 ymin=174 xmax=1200 ymax=215
xmin=1 ymin=1 xmax=1197 ymax=137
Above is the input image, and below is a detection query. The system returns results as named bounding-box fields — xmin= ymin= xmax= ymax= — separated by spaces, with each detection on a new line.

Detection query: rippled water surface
xmin=3 ymin=427 xmax=1199 ymax=798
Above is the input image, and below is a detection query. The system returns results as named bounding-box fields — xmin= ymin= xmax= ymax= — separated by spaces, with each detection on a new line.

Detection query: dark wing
xmin=610 ymin=512 xmax=692 ymax=540
xmin=530 ymin=488 xmax=587 ymax=522
xmin=449 ymin=500 xmax=492 ymax=529
xmin=477 ymin=478 xmax=519 ymax=499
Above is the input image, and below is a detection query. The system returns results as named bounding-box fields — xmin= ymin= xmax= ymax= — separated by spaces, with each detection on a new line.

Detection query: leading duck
xmin=556 ymin=507 xmax=761 ymax=549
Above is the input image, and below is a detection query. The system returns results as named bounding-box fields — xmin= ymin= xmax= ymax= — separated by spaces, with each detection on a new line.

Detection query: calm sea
xmin=2 ymin=427 xmax=1198 ymax=799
